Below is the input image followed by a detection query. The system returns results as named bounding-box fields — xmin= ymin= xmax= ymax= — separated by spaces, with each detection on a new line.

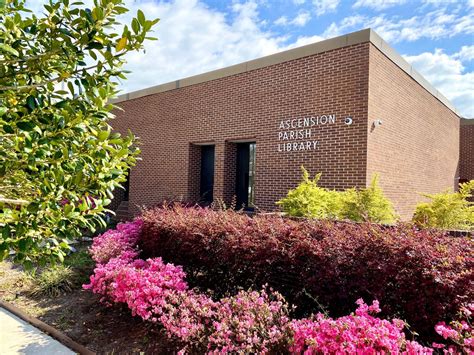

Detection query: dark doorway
xmin=123 ymin=170 xmax=130 ymax=201
xmin=235 ymin=142 xmax=256 ymax=210
xmin=199 ymin=145 xmax=215 ymax=204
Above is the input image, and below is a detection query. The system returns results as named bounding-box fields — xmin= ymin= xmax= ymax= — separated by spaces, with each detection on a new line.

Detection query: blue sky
xmin=29 ymin=0 xmax=474 ymax=116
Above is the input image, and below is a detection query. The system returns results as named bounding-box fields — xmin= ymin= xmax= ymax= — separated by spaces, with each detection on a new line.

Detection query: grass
xmin=31 ymin=246 xmax=94 ymax=297
xmin=31 ymin=265 xmax=75 ymax=297
xmin=0 ymin=244 xmax=95 ymax=298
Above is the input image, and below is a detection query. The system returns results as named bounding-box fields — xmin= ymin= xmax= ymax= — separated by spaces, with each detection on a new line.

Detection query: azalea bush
xmin=413 ymin=180 xmax=474 ymax=230
xmin=84 ymin=221 xmax=445 ymax=354
xmin=277 ymin=167 xmax=397 ymax=223
xmin=89 ymin=219 xmax=142 ymax=264
xmin=85 ymin=221 xmax=293 ymax=353
xmin=433 ymin=304 xmax=474 ymax=353
xmin=290 ymin=299 xmax=431 ymax=354
xmin=139 ymin=205 xmax=473 ymax=340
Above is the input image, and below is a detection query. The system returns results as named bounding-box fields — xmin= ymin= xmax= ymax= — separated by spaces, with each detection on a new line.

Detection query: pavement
xmin=0 ymin=307 xmax=75 ymax=355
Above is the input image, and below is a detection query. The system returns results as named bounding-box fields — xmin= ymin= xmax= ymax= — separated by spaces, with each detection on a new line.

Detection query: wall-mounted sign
xmin=277 ymin=114 xmax=337 ymax=152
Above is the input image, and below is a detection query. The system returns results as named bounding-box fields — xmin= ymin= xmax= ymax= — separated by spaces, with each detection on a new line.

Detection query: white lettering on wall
xmin=277 ymin=114 xmax=336 ymax=152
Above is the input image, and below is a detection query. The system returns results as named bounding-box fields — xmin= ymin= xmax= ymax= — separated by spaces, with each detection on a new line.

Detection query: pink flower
xmin=290 ymin=300 xmax=432 ymax=354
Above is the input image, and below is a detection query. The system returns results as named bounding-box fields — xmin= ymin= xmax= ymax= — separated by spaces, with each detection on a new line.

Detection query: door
xmin=200 ymin=145 xmax=215 ymax=204
xmin=235 ymin=142 xmax=256 ymax=210
xmin=123 ymin=170 xmax=130 ymax=201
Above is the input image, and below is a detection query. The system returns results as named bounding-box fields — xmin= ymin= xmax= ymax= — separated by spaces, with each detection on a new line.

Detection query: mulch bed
xmin=0 ymin=262 xmax=177 ymax=354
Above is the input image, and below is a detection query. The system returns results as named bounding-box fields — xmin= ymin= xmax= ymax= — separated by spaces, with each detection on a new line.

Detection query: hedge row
xmin=139 ymin=205 xmax=473 ymax=340
xmin=85 ymin=220 xmax=452 ymax=353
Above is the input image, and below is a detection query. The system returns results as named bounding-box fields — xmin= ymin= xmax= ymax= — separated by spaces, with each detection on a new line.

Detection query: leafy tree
xmin=0 ymin=0 xmax=158 ymax=266
xmin=412 ymin=180 xmax=474 ymax=230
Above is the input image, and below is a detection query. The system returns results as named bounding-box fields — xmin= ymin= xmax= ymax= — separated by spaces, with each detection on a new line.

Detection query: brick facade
xmin=367 ymin=45 xmax=460 ymax=219
xmin=111 ymin=29 xmax=461 ymax=220
xmin=460 ymin=119 xmax=474 ymax=183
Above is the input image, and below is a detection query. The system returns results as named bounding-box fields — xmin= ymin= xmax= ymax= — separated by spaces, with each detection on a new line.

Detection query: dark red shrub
xmin=139 ymin=205 xmax=473 ymax=340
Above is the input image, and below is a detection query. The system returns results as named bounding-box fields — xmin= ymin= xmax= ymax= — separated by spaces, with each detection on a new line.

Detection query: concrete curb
xmin=0 ymin=299 xmax=95 ymax=355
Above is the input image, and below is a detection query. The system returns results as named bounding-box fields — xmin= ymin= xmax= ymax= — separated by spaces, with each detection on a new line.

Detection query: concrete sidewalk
xmin=0 ymin=307 xmax=75 ymax=355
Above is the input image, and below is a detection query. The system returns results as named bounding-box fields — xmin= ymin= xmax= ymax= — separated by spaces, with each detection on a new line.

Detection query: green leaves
xmin=137 ymin=9 xmax=145 ymax=25
xmin=116 ymin=36 xmax=127 ymax=51
xmin=413 ymin=180 xmax=474 ymax=229
xmin=278 ymin=168 xmax=397 ymax=223
xmin=26 ymin=96 xmax=37 ymax=111
xmin=0 ymin=0 xmax=157 ymax=267
xmin=3 ymin=124 xmax=14 ymax=133
xmin=0 ymin=43 xmax=19 ymax=56
xmin=16 ymin=121 xmax=36 ymax=131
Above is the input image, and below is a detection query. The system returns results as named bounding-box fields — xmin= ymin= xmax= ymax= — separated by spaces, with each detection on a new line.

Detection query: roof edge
xmin=110 ymin=28 xmax=460 ymax=116
xmin=110 ymin=28 xmax=371 ymax=104
xmin=461 ymin=118 xmax=474 ymax=125
xmin=367 ymin=30 xmax=459 ymax=116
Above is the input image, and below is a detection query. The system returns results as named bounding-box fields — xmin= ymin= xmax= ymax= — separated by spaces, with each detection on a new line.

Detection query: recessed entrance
xmin=199 ymin=145 xmax=215 ymax=204
xmin=123 ymin=170 xmax=130 ymax=201
xmin=235 ymin=142 xmax=256 ymax=210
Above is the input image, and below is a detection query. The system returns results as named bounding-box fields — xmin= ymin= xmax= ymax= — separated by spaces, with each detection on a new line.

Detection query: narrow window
xmin=200 ymin=145 xmax=215 ymax=204
xmin=235 ymin=142 xmax=256 ymax=210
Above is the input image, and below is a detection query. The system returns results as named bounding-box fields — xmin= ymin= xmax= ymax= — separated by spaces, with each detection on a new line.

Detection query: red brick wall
xmin=112 ymin=43 xmax=370 ymax=215
xmin=460 ymin=120 xmax=474 ymax=182
xmin=367 ymin=44 xmax=460 ymax=220
xmin=111 ymin=41 xmax=460 ymax=220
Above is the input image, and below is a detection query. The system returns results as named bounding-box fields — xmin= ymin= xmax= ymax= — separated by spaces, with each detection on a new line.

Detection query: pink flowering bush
xmin=83 ymin=250 xmax=138 ymax=301
xmin=433 ymin=304 xmax=474 ymax=353
xmin=158 ymin=287 xmax=292 ymax=353
xmin=291 ymin=299 xmax=433 ymax=354
xmin=159 ymin=290 xmax=218 ymax=345
xmin=84 ymin=217 xmax=467 ymax=354
xmin=206 ymin=288 xmax=292 ymax=353
xmin=88 ymin=219 xmax=142 ymax=264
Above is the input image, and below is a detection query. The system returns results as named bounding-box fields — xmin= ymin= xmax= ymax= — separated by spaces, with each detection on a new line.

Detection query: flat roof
xmin=461 ymin=118 xmax=474 ymax=125
xmin=111 ymin=28 xmax=459 ymax=116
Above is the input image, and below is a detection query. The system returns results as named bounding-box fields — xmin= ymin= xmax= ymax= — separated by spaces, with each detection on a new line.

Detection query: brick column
xmin=213 ymin=142 xmax=226 ymax=203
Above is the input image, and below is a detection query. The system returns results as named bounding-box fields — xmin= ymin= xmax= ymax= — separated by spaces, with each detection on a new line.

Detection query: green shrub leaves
xmin=413 ymin=180 xmax=474 ymax=230
xmin=277 ymin=167 xmax=397 ymax=224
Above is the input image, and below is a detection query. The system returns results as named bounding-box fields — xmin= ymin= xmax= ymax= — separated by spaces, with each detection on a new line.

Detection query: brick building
xmin=111 ymin=28 xmax=461 ymax=221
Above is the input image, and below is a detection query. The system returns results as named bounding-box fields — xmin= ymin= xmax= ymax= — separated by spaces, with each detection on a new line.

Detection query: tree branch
xmin=0 ymin=197 xmax=30 ymax=206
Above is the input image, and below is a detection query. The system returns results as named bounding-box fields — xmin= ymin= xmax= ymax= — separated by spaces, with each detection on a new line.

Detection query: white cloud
xmin=422 ymin=0 xmax=463 ymax=5
xmin=274 ymin=15 xmax=288 ymax=26
xmin=112 ymin=0 xmax=292 ymax=93
xmin=274 ymin=11 xmax=311 ymax=27
xmin=292 ymin=11 xmax=311 ymax=26
xmin=293 ymin=0 xmax=306 ymax=4
xmin=321 ymin=15 xmax=365 ymax=38
xmin=312 ymin=0 xmax=340 ymax=16
xmin=284 ymin=34 xmax=325 ymax=48
xmin=319 ymin=8 xmax=473 ymax=43
xmin=404 ymin=49 xmax=474 ymax=117
xmin=25 ymin=0 xmax=293 ymax=96
xmin=353 ymin=0 xmax=407 ymax=11
xmin=455 ymin=45 xmax=474 ymax=61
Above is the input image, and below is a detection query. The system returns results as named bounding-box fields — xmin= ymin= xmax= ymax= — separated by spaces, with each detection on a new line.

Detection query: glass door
xmin=200 ymin=145 xmax=215 ymax=204
xmin=235 ymin=142 xmax=256 ymax=210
